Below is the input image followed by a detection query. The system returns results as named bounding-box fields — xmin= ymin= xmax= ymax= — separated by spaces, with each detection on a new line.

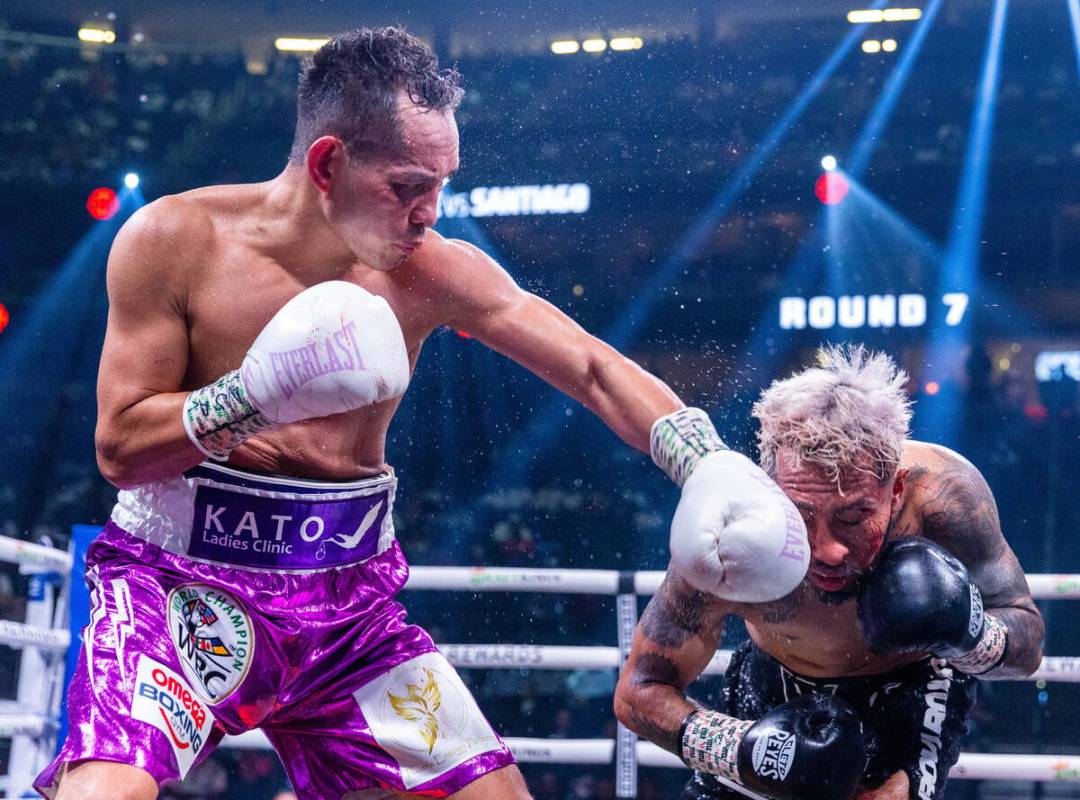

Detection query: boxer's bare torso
xmin=163 ymin=183 xmax=463 ymax=480
xmin=96 ymin=168 xmax=680 ymax=491
xmin=730 ymin=441 xmax=949 ymax=677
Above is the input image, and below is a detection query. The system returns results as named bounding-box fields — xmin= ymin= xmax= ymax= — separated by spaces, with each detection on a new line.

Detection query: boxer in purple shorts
xmin=37 ymin=465 xmax=514 ymax=798
xmin=39 ymin=26 xmax=807 ymax=800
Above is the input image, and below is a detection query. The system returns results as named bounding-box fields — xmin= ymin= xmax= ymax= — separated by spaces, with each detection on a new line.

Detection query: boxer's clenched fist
xmin=183 ymin=281 xmax=409 ymax=460
xmin=652 ymin=408 xmax=810 ymax=602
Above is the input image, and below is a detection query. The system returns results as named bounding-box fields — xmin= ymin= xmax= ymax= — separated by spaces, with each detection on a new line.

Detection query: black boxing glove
xmin=857 ymin=537 xmax=1008 ymax=674
xmin=680 ymin=694 xmax=866 ymax=800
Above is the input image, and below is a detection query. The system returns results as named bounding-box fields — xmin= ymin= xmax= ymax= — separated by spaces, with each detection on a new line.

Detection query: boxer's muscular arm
xmin=614 ymin=570 xmax=729 ymax=754
xmin=917 ymin=451 xmax=1045 ymax=678
xmin=436 ymin=236 xmax=681 ymax=452
xmin=95 ymin=200 xmax=208 ymax=488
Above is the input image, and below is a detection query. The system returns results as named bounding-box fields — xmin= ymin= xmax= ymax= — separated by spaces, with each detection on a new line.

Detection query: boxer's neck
xmin=257 ymin=165 xmax=359 ymax=280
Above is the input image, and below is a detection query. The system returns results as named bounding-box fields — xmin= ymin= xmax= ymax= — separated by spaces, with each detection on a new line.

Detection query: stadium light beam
xmin=582 ymin=38 xmax=607 ymax=53
xmin=1068 ymin=0 xmax=1080 ymax=82
xmin=609 ymin=37 xmax=643 ymax=51
xmin=476 ymin=0 xmax=891 ymax=493
xmin=846 ymin=0 xmax=944 ymax=179
xmin=550 ymin=40 xmax=580 ymax=54
xmin=124 ymin=172 xmax=140 ymax=189
xmin=921 ymin=0 xmax=1010 ymax=446
xmin=821 ymin=154 xmax=838 ymax=171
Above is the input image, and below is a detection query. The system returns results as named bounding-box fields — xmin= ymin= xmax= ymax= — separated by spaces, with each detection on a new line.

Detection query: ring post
xmin=615 ymin=572 xmax=639 ymax=798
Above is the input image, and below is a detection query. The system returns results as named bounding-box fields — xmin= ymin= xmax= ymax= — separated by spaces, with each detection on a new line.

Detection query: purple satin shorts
xmin=34 ymin=463 xmax=513 ymax=799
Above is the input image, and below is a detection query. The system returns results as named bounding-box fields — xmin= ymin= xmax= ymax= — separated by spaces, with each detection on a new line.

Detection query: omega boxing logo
xmin=751 ymin=730 xmax=796 ymax=781
xmin=130 ymin=654 xmax=215 ymax=777
xmin=168 ymin=584 xmax=253 ymax=705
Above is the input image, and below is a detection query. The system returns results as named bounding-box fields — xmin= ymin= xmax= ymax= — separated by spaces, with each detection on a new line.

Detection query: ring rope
xmin=2 ymin=536 xmax=1079 ymax=598
xmin=209 ymin=730 xmax=1080 ymax=783
xmin=0 ymin=537 xmax=72 ymax=573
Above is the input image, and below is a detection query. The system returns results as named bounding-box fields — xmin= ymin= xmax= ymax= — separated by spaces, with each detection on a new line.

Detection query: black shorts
xmin=681 ymin=641 xmax=977 ymax=800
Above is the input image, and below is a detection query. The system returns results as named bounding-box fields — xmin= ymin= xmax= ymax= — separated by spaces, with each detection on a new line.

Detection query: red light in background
xmin=454 ymin=329 xmax=473 ymax=339
xmin=0 ymin=302 xmax=8 ymax=334
xmin=924 ymin=381 xmax=940 ymax=396
xmin=86 ymin=187 xmax=120 ymax=220
xmin=815 ymin=172 xmax=849 ymax=205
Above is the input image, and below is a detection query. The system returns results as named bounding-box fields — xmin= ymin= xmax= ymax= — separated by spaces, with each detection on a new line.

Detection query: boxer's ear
xmin=306 ymin=136 xmax=346 ymax=193
xmin=891 ymin=467 xmax=909 ymax=504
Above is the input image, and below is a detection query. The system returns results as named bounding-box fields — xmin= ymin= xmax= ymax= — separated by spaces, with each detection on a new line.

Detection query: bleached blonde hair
xmin=753 ymin=345 xmax=912 ymax=484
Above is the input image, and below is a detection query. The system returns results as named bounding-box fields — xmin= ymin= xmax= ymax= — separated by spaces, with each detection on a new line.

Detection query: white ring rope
xmin=2 ymin=536 xmax=1079 ymax=598
xmin=0 ymin=619 xmax=70 ymax=652
xmin=211 ymin=731 xmax=1080 ymax=783
xmin=2 ymin=535 xmax=1079 ymax=785
xmin=0 ymin=537 xmax=72 ymax=573
xmin=403 ymin=564 xmax=1080 ymax=600
xmin=0 ymin=717 xmax=1076 ymax=784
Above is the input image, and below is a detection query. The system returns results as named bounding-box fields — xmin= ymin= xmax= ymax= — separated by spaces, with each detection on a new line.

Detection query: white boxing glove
xmin=652 ymin=408 xmax=809 ymax=602
xmin=669 ymin=450 xmax=809 ymax=602
xmin=240 ymin=280 xmax=408 ymax=423
xmin=182 ymin=281 xmax=409 ymax=460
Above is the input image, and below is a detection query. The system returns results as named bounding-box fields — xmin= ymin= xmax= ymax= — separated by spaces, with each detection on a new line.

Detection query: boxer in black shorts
xmin=681 ymin=642 xmax=976 ymax=799
xmin=615 ymin=347 xmax=1045 ymax=800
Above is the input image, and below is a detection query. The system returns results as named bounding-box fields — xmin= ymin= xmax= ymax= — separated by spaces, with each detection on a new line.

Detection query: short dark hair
xmin=289 ymin=27 xmax=463 ymax=164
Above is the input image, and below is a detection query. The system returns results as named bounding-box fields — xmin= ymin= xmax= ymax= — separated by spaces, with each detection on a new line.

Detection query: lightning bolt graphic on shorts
xmin=111 ymin=578 xmax=135 ymax=683
xmin=84 ymin=566 xmax=106 ymax=684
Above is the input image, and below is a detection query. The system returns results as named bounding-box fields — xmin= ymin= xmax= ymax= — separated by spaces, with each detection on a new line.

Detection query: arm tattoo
xmin=760 ymin=581 xmax=809 ymax=624
xmin=640 ymin=577 xmax=707 ymax=648
xmin=921 ymin=455 xmax=1046 ymax=676
xmin=629 ymin=653 xmax=686 ymax=754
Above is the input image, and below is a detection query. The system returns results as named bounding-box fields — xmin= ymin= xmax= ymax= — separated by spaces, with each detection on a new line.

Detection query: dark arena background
xmin=1 ymin=0 xmax=1079 ymax=798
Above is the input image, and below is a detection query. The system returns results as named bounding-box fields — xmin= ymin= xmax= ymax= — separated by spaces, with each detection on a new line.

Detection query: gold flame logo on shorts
xmin=387 ymin=668 xmax=442 ymax=754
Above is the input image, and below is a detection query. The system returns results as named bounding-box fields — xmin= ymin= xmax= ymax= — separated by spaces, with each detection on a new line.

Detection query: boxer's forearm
xmin=576 ymin=344 xmax=682 ymax=453
xmin=96 ymin=392 xmax=207 ymax=488
xmin=981 ymin=606 xmax=1045 ymax=679
xmin=614 ymin=678 xmax=698 ymax=755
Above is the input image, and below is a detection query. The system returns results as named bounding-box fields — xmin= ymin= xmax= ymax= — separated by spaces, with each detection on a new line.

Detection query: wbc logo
xmin=168 ymin=584 xmax=254 ymax=705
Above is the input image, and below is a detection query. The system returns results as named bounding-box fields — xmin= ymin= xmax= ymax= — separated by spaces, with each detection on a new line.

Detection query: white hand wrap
xmin=651 ymin=407 xmax=728 ymax=486
xmin=182 ymin=370 xmax=273 ymax=461
xmin=680 ymin=709 xmax=753 ymax=780
xmin=950 ymin=614 xmax=1009 ymax=675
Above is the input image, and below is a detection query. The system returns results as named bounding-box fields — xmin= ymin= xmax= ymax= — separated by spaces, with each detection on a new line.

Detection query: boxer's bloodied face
xmin=774 ymin=449 xmax=906 ymax=603
xmin=324 ymin=93 xmax=459 ymax=271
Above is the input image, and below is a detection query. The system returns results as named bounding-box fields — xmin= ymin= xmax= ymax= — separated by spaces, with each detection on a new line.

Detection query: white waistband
xmin=110 ymin=462 xmax=398 ymax=571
